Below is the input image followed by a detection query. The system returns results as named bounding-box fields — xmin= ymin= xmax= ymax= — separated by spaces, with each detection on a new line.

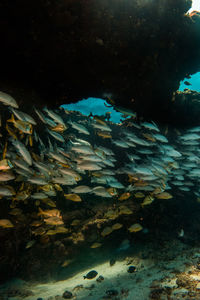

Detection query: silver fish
xmin=114 ymin=106 xmax=136 ymax=118
xmin=102 ymin=159 xmax=115 ymax=167
xmin=58 ymin=168 xmax=81 ymax=179
xmin=180 ymin=133 xmax=200 ymax=140
xmin=108 ymin=181 xmax=125 ymax=189
xmin=52 ymin=176 xmax=77 ymax=185
xmin=0 ymin=91 xmax=18 ymax=108
xmin=153 ymin=134 xmax=168 ymax=143
xmin=31 ymin=192 xmax=47 ymax=199
xmin=178 ymin=187 xmax=190 ymax=192
xmin=15 ymin=168 xmax=31 ymax=178
xmin=74 ymin=138 xmax=91 ymax=146
xmin=27 ymin=177 xmax=48 ymax=185
xmin=133 ymin=167 xmax=153 ymax=176
xmin=47 ymin=128 xmax=65 ymax=142
xmin=137 ymin=149 xmax=153 ymax=155
xmin=10 ymin=139 xmax=32 ymax=166
xmin=13 ymin=160 xmax=33 ymax=174
xmin=10 ymin=108 xmax=36 ymax=125
xmin=69 ymin=121 xmax=89 ymax=135
xmin=0 ymin=171 xmax=15 ymax=181
xmin=45 ymin=117 xmax=57 ymax=127
xmin=92 ymin=186 xmax=112 ymax=197
xmin=141 ymin=121 xmax=160 ymax=132
xmin=188 ymin=126 xmax=200 ymax=133
xmin=48 ymin=152 xmax=68 ymax=164
xmin=112 ymin=139 xmax=129 ymax=148
xmin=34 ymin=108 xmax=47 ymax=123
xmin=77 ymin=161 xmax=102 ymax=171
xmin=79 ymin=155 xmax=102 ymax=162
xmin=0 ymin=186 xmax=14 ymax=196
xmin=97 ymin=169 xmax=115 ymax=175
xmin=71 ymin=145 xmax=94 ymax=155
xmin=96 ymin=146 xmax=114 ymax=156
xmin=127 ymin=136 xmax=151 ymax=146
xmin=71 ymin=185 xmax=92 ymax=193
xmin=43 ymin=107 xmax=65 ymax=126
xmin=33 ymin=161 xmax=51 ymax=174
xmin=92 ymin=122 xmax=112 ymax=132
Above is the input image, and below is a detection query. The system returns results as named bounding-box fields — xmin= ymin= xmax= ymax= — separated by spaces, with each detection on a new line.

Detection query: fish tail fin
xmin=7 ymin=113 xmax=15 ymax=123
xmin=38 ymin=207 xmax=43 ymax=216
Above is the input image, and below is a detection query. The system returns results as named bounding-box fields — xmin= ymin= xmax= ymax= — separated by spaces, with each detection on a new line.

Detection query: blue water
xmin=179 ymin=72 xmax=200 ymax=92
xmin=61 ymin=97 xmax=124 ymax=123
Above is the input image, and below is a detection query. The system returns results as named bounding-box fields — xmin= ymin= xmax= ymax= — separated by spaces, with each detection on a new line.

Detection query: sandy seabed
xmin=2 ymin=239 xmax=200 ymax=300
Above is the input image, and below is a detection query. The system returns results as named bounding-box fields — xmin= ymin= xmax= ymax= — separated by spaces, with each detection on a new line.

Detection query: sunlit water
xmin=61 ymin=97 xmax=124 ymax=123
xmin=179 ymin=72 xmax=200 ymax=92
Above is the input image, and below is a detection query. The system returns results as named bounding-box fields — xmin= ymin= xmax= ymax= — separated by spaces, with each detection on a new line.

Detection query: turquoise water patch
xmin=179 ymin=72 xmax=200 ymax=92
xmin=61 ymin=97 xmax=124 ymax=123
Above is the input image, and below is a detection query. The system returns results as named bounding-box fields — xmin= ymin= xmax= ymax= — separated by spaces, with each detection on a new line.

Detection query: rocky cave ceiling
xmin=0 ymin=0 xmax=200 ymax=125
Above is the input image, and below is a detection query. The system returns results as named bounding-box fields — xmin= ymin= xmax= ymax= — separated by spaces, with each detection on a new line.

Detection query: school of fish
xmin=0 ymin=91 xmax=200 ymax=248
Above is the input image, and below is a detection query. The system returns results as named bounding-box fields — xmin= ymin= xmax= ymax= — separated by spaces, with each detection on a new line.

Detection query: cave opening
xmin=61 ymin=97 xmax=125 ymax=124
xmin=179 ymin=71 xmax=200 ymax=91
